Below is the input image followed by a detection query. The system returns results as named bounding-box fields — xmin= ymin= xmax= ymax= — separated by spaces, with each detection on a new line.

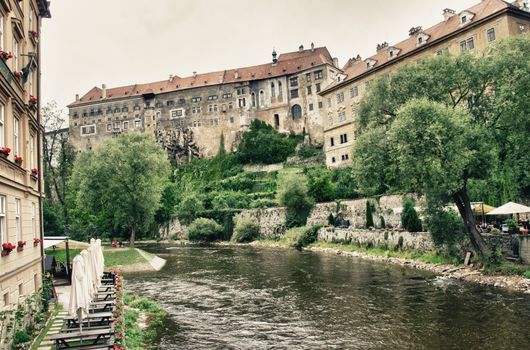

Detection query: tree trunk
xmin=130 ymin=225 xmax=136 ymax=248
xmin=453 ymin=189 xmax=490 ymax=257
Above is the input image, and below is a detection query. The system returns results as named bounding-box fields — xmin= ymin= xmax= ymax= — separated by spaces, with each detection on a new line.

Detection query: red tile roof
xmin=69 ymin=47 xmax=334 ymax=107
xmin=322 ymin=0 xmax=519 ymax=94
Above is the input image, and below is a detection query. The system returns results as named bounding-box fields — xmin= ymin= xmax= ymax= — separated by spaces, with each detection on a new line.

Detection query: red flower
xmin=17 ymin=240 xmax=26 ymax=247
xmin=2 ymin=242 xmax=16 ymax=252
xmin=0 ymin=147 xmax=10 ymax=156
xmin=34 ymin=238 xmax=42 ymax=244
xmin=31 ymin=168 xmax=39 ymax=175
xmin=13 ymin=71 xmax=23 ymax=78
xmin=14 ymin=155 xmax=22 ymax=164
xmin=0 ymin=50 xmax=12 ymax=61
xmin=29 ymin=95 xmax=37 ymax=103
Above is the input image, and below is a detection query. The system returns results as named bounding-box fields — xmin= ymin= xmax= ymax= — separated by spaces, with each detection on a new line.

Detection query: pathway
xmin=36 ymin=309 xmax=69 ymax=350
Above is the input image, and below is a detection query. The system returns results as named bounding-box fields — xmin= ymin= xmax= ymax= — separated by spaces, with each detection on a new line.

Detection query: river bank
xmin=234 ymin=240 xmax=530 ymax=294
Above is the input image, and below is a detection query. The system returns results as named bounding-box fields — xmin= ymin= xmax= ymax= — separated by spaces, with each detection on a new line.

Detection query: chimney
xmin=333 ymin=57 xmax=339 ymax=68
xmin=272 ymin=49 xmax=278 ymax=64
xmin=443 ymin=8 xmax=455 ymax=21
xmin=75 ymin=94 xmax=79 ymax=102
xmin=408 ymin=26 xmax=422 ymax=36
xmin=513 ymin=0 xmax=529 ymax=10
xmin=102 ymin=84 xmax=107 ymax=99
xmin=193 ymin=71 xmax=197 ymax=78
xmin=311 ymin=42 xmax=315 ymax=52
xmin=169 ymin=74 xmax=173 ymax=81
xmin=299 ymin=44 xmax=304 ymax=52
xmin=376 ymin=42 xmax=389 ymax=51
xmin=234 ymin=71 xmax=239 ymax=79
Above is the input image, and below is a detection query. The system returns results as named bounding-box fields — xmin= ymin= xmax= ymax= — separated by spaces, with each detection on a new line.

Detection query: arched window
xmin=292 ymin=104 xmax=302 ymax=119
xmin=259 ymin=90 xmax=265 ymax=107
xmin=278 ymin=81 xmax=282 ymax=97
xmin=251 ymin=92 xmax=256 ymax=107
xmin=271 ymin=82 xmax=275 ymax=98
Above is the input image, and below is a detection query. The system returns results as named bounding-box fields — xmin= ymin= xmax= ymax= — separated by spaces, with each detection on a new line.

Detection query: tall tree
xmin=69 ymin=133 xmax=170 ymax=247
xmin=352 ymin=36 xmax=530 ymax=257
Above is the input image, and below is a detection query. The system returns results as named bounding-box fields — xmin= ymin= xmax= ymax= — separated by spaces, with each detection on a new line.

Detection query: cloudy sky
xmin=41 ymin=0 xmax=479 ymax=116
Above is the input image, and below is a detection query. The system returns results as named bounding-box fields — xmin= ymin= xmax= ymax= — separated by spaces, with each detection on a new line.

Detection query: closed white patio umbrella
xmin=80 ymin=250 xmax=95 ymax=300
xmin=95 ymin=239 xmax=105 ymax=277
xmin=88 ymin=245 xmax=101 ymax=291
xmin=486 ymin=202 xmax=530 ymax=215
xmin=69 ymin=255 xmax=89 ymax=332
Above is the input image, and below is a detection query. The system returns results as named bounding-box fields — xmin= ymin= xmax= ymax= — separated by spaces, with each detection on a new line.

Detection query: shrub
xmin=199 ymin=209 xmax=239 ymax=240
xmin=249 ymin=198 xmax=277 ymax=208
xmin=13 ymin=331 xmax=31 ymax=345
xmin=401 ymin=198 xmax=422 ymax=232
xmin=424 ymin=202 xmax=467 ymax=255
xmin=211 ymin=191 xmax=250 ymax=210
xmin=177 ymin=193 xmax=204 ymax=225
xmin=276 ymin=173 xmax=314 ymax=228
xmin=525 ymin=270 xmax=530 ymax=279
xmin=365 ymin=201 xmax=375 ymax=228
xmin=331 ymin=167 xmax=359 ymax=199
xmin=187 ymin=218 xmax=224 ymax=242
xmin=285 ymin=225 xmax=322 ymax=249
xmin=298 ymin=144 xmax=322 ymax=159
xmin=305 ymin=167 xmax=334 ymax=202
xmin=380 ymin=216 xmax=386 ymax=229
xmin=232 ymin=215 xmax=260 ymax=243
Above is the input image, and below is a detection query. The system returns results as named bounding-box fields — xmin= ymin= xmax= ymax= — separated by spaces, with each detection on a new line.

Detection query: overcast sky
xmin=41 ymin=0 xmax=479 ymax=116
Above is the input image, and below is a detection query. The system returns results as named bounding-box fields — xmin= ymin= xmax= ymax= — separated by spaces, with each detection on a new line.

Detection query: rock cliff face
xmin=235 ymin=207 xmax=287 ymax=238
xmin=155 ymin=126 xmax=199 ymax=164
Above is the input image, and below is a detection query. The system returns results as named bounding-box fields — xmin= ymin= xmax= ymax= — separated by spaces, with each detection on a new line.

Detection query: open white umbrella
xmin=486 ymin=202 xmax=530 ymax=215
xmin=69 ymin=255 xmax=89 ymax=333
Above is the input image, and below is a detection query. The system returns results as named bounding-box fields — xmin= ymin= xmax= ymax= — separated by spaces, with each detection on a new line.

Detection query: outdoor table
xmin=90 ymin=300 xmax=115 ymax=312
xmin=98 ymin=285 xmax=115 ymax=292
xmin=94 ymin=291 xmax=115 ymax=301
xmin=48 ymin=327 xmax=114 ymax=349
xmin=65 ymin=312 xmax=114 ymax=328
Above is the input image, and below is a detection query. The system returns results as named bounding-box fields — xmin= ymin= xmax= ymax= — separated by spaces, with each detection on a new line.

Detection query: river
xmin=126 ymin=245 xmax=530 ymax=349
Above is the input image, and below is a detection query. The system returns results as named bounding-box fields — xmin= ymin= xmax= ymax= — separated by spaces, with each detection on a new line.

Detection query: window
xmin=338 ymin=111 xmax=346 ymax=122
xmin=171 ymin=109 xmax=184 ymax=119
xmin=460 ymin=37 xmax=474 ymax=51
xmin=487 ymin=28 xmax=496 ymax=42
xmin=123 ymin=121 xmax=129 ymax=130
xmin=340 ymin=133 xmax=348 ymax=144
xmin=314 ymin=70 xmax=323 ymax=80
xmin=330 ymin=137 xmax=334 ymax=147
xmin=14 ymin=118 xmax=19 ymax=155
xmin=229 ymin=116 xmax=234 ymax=123
xmin=31 ymin=202 xmax=36 ymax=238
xmin=134 ymin=120 xmax=141 ymax=128
xmin=191 ymin=96 xmax=201 ymax=103
xmin=306 ymin=73 xmax=311 ymax=82
xmin=307 ymin=86 xmax=312 ymax=95
xmin=0 ymin=103 xmax=4 ymax=147
xmin=0 ymin=195 xmax=5 ymax=245
xmin=81 ymin=125 xmax=96 ymax=135
xmin=341 ymin=154 xmax=349 ymax=161
xmin=461 ymin=15 xmax=467 ymax=23
xmin=228 ymin=102 xmax=233 ymax=110
xmin=331 ymin=157 xmax=336 ymax=163
xmin=270 ymin=83 xmax=275 ymax=98
xmin=208 ymin=95 xmax=218 ymax=101
xmin=106 ymin=123 xmax=112 ymax=132
xmin=113 ymin=121 xmax=121 ymax=130
xmin=518 ymin=23 xmax=527 ymax=33
xmin=251 ymin=92 xmax=256 ymax=107
xmin=348 ymin=87 xmax=358 ymax=101
xmin=13 ymin=38 xmax=18 ymax=71
xmin=278 ymin=81 xmax=282 ymax=96
xmin=192 ymin=120 xmax=202 ymax=127
xmin=15 ymin=198 xmax=20 ymax=242
xmin=121 ymin=106 xmax=128 ymax=112
xmin=259 ymin=90 xmax=265 ymax=106
xmin=290 ymin=89 xmax=299 ymax=99
xmin=336 ymin=92 xmax=345 ymax=104
xmin=238 ymin=98 xmax=246 ymax=108
xmin=289 ymin=76 xmax=298 ymax=87
xmin=291 ymin=104 xmax=302 ymax=119
xmin=316 ymin=83 xmax=321 ymax=93
xmin=222 ymin=93 xmax=232 ymax=99
xmin=318 ymin=101 xmax=323 ymax=109
xmin=436 ymin=47 xmax=449 ymax=56
xmin=167 ymin=100 xmax=175 ymax=107
xmin=417 ymin=37 xmax=423 ymax=45
xmin=309 ymin=103 xmax=314 ymax=111
xmin=29 ymin=134 xmax=35 ymax=169
xmin=237 ymin=88 xmax=245 ymax=95
xmin=191 ymin=106 xmax=201 ymax=114
xmin=0 ymin=14 xmax=3 ymax=50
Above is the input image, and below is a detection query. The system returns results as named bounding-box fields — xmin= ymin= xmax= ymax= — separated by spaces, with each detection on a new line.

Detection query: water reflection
xmin=126 ymin=245 xmax=530 ymax=349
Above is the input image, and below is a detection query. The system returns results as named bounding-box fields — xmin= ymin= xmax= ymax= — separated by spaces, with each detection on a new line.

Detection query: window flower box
xmin=14 ymin=155 xmax=23 ymax=165
xmin=0 ymin=50 xmax=13 ymax=61
xmin=17 ymin=240 xmax=26 ymax=252
xmin=0 ymin=147 xmax=10 ymax=157
xmin=29 ymin=30 xmax=39 ymax=39
xmin=29 ymin=95 xmax=37 ymax=107
xmin=13 ymin=71 xmax=23 ymax=78
xmin=2 ymin=242 xmax=15 ymax=256
xmin=31 ymin=168 xmax=39 ymax=176
xmin=33 ymin=238 xmax=42 ymax=246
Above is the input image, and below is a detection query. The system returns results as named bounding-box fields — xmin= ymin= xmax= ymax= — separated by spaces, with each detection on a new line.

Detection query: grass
xmin=45 ymin=247 xmax=146 ymax=267
xmin=483 ymin=261 xmax=530 ymax=278
xmin=30 ymin=303 xmax=62 ymax=350
xmin=123 ymin=294 xmax=167 ymax=350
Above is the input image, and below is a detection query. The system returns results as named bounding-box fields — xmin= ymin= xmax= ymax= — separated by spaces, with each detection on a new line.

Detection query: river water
xmin=126 ymin=245 xmax=530 ymax=349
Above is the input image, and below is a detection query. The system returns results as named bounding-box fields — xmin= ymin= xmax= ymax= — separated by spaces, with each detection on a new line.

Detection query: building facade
xmin=321 ymin=0 xmax=530 ymax=167
xmin=67 ymin=45 xmax=340 ymax=162
xmin=0 ymin=0 xmax=50 ymax=310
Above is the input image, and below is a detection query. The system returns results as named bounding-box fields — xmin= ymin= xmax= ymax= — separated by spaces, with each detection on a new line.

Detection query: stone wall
xmin=235 ymin=207 xmax=287 ymax=238
xmin=318 ymin=227 xmax=435 ymax=252
xmin=307 ymin=194 xmax=424 ymax=229
xmin=519 ymin=236 xmax=530 ymax=264
xmin=159 ymin=217 xmax=184 ymax=239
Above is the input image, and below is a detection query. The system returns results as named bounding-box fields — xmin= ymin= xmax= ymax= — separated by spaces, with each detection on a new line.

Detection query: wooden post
xmin=65 ymin=238 xmax=72 ymax=284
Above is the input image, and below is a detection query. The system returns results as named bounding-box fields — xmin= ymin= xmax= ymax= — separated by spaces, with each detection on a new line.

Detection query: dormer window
xmin=458 ymin=10 xmax=475 ymax=24
xmin=461 ymin=15 xmax=467 ymax=23
xmin=415 ymin=33 xmax=430 ymax=47
xmin=365 ymin=58 xmax=377 ymax=70
xmin=388 ymin=46 xmax=401 ymax=60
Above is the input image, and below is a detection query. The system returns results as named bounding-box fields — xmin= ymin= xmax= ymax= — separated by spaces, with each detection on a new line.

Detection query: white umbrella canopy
xmin=486 ymin=202 xmax=530 ymax=215
xmin=95 ymin=239 xmax=105 ymax=277
xmin=80 ymin=250 xmax=95 ymax=300
xmin=68 ymin=255 xmax=89 ymax=320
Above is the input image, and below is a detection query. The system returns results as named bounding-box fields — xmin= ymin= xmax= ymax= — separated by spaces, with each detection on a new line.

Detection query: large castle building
xmin=67 ymin=45 xmax=340 ymax=162
xmin=321 ymin=0 xmax=530 ymax=167
xmin=0 ymin=0 xmax=50 ymax=310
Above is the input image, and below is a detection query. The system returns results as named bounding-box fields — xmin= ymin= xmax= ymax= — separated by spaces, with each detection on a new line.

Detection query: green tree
xmin=155 ymin=182 xmax=179 ymax=238
xmin=176 ymin=193 xmax=204 ymax=225
xmin=365 ymin=201 xmax=374 ymax=228
xmin=68 ymin=133 xmax=170 ymax=247
xmin=401 ymin=198 xmax=422 ymax=232
xmin=276 ymin=173 xmax=314 ymax=228
xmin=187 ymin=218 xmax=224 ymax=242
xmin=305 ymin=167 xmax=334 ymax=202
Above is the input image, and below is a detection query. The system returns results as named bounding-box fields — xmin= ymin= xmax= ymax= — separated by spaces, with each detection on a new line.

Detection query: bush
xmin=13 ymin=331 xmax=31 ymax=345
xmin=187 ymin=218 xmax=224 ymax=242
xmin=285 ymin=225 xmax=322 ymax=249
xmin=198 ymin=209 xmax=239 ymax=240
xmin=298 ymin=144 xmax=322 ymax=159
xmin=211 ymin=191 xmax=250 ymax=210
xmin=365 ymin=201 xmax=375 ymax=228
xmin=276 ymin=173 xmax=314 ymax=228
xmin=401 ymin=198 xmax=422 ymax=232
xmin=305 ymin=167 xmax=334 ymax=202
xmin=425 ymin=202 xmax=467 ymax=255
xmin=249 ymin=198 xmax=278 ymax=208
xmin=237 ymin=120 xmax=300 ymax=164
xmin=177 ymin=193 xmax=204 ymax=225
xmin=232 ymin=216 xmax=260 ymax=243
xmin=331 ymin=167 xmax=359 ymax=199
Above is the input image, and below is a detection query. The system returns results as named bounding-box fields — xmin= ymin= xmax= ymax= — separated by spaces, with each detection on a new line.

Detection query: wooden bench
xmin=48 ymin=327 xmax=114 ymax=349
xmin=89 ymin=301 xmax=115 ymax=312
xmin=94 ymin=292 xmax=115 ymax=301
xmin=65 ymin=312 xmax=113 ymax=327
